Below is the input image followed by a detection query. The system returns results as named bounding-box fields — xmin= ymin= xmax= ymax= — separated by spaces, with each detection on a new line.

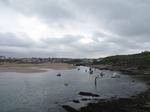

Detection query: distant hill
xmin=99 ymin=51 xmax=150 ymax=68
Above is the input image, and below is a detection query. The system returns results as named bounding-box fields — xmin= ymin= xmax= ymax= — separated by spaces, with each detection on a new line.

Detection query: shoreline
xmin=90 ymin=64 xmax=150 ymax=75
xmin=0 ymin=63 xmax=77 ymax=73
xmin=63 ymin=64 xmax=150 ymax=112
xmin=77 ymin=88 xmax=150 ymax=112
xmin=63 ymin=89 xmax=150 ymax=112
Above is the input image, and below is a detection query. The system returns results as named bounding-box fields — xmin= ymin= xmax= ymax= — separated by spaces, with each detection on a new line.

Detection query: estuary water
xmin=0 ymin=66 xmax=148 ymax=112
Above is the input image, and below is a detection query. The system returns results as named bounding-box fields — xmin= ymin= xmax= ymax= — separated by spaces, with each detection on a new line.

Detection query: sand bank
xmin=0 ymin=63 xmax=76 ymax=73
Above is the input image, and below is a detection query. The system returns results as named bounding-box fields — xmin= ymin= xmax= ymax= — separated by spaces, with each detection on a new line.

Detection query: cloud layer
xmin=0 ymin=0 xmax=150 ymax=58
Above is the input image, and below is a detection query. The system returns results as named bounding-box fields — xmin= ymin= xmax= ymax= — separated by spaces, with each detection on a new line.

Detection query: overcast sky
xmin=0 ymin=0 xmax=150 ymax=58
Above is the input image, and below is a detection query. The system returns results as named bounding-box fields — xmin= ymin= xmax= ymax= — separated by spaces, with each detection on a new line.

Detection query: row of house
xmin=0 ymin=56 xmax=102 ymax=64
xmin=20 ymin=58 xmax=73 ymax=63
xmin=21 ymin=58 xmax=49 ymax=63
xmin=0 ymin=56 xmax=6 ymax=60
xmin=0 ymin=56 xmax=74 ymax=63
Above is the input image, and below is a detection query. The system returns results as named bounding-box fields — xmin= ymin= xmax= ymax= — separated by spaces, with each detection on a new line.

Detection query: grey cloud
xmin=70 ymin=34 xmax=147 ymax=57
xmin=41 ymin=35 xmax=104 ymax=57
xmin=0 ymin=0 xmax=9 ymax=4
xmin=71 ymin=0 xmax=150 ymax=37
xmin=91 ymin=31 xmax=107 ymax=42
xmin=9 ymin=0 xmax=74 ymax=24
xmin=100 ymin=35 xmax=150 ymax=56
xmin=41 ymin=35 xmax=81 ymax=45
xmin=9 ymin=0 xmax=150 ymax=37
xmin=107 ymin=37 xmax=138 ymax=49
xmin=134 ymin=36 xmax=150 ymax=43
xmin=40 ymin=35 xmax=83 ymax=57
xmin=0 ymin=0 xmax=150 ymax=58
xmin=41 ymin=32 xmax=149 ymax=58
xmin=93 ymin=31 xmax=105 ymax=37
xmin=0 ymin=32 xmax=34 ymax=47
xmin=0 ymin=48 xmax=48 ymax=58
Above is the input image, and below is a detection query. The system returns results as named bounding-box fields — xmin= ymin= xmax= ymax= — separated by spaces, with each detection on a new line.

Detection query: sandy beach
xmin=0 ymin=63 xmax=76 ymax=73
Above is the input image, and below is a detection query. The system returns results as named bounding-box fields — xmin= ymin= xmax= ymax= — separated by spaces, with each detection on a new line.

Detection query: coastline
xmin=90 ymin=64 xmax=150 ymax=76
xmin=77 ymin=88 xmax=150 ymax=112
xmin=63 ymin=64 xmax=150 ymax=112
xmin=1 ymin=63 xmax=150 ymax=111
xmin=0 ymin=63 xmax=76 ymax=73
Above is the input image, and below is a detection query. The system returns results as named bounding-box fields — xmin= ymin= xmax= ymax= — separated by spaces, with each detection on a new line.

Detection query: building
xmin=0 ymin=56 xmax=6 ymax=60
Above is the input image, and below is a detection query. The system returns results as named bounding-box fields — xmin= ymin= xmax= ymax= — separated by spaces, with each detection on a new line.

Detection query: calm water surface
xmin=0 ymin=66 xmax=148 ymax=112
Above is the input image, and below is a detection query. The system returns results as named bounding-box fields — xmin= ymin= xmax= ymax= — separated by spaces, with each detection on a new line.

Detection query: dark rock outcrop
xmin=79 ymin=92 xmax=99 ymax=97
xmin=73 ymin=100 xmax=80 ymax=103
xmin=62 ymin=105 xmax=78 ymax=112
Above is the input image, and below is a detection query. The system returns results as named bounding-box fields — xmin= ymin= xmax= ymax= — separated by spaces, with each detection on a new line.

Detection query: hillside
xmin=90 ymin=51 xmax=150 ymax=76
xmin=99 ymin=51 xmax=150 ymax=68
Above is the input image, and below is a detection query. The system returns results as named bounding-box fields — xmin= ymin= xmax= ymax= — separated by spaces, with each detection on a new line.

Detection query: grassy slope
xmin=100 ymin=52 xmax=150 ymax=68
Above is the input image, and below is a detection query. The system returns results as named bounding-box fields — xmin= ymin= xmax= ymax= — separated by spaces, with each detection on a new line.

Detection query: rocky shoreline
xmin=63 ymin=64 xmax=150 ymax=112
xmin=78 ymin=89 xmax=150 ymax=112
xmin=91 ymin=64 xmax=150 ymax=76
xmin=63 ymin=89 xmax=150 ymax=112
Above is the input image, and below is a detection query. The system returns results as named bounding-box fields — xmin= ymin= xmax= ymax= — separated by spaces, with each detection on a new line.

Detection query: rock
xmin=79 ymin=92 xmax=99 ymax=97
xmin=146 ymin=81 xmax=150 ymax=86
xmin=143 ymin=102 xmax=150 ymax=108
xmin=93 ymin=98 xmax=99 ymax=100
xmin=64 ymin=83 xmax=68 ymax=86
xmin=55 ymin=102 xmax=59 ymax=104
xmin=62 ymin=105 xmax=78 ymax=112
xmin=82 ymin=98 xmax=91 ymax=101
xmin=73 ymin=100 xmax=80 ymax=103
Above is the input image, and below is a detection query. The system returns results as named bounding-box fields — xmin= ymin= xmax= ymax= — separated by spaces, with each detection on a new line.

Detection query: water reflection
xmin=95 ymin=76 xmax=99 ymax=89
xmin=0 ymin=66 xmax=148 ymax=112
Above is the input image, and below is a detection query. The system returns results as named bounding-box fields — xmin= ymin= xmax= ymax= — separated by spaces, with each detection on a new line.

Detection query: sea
xmin=0 ymin=66 xmax=148 ymax=112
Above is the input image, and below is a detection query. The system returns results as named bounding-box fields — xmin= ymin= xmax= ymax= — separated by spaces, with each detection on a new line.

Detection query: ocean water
xmin=0 ymin=66 xmax=148 ymax=112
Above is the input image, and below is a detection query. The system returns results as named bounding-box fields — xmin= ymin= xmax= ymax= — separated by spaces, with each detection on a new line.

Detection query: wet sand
xmin=0 ymin=63 xmax=76 ymax=73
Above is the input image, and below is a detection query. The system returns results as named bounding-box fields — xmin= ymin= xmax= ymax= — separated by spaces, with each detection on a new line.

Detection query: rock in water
xmin=62 ymin=105 xmax=78 ymax=112
xmin=73 ymin=100 xmax=80 ymax=103
xmin=79 ymin=92 xmax=99 ymax=97
xmin=64 ymin=83 xmax=68 ymax=86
